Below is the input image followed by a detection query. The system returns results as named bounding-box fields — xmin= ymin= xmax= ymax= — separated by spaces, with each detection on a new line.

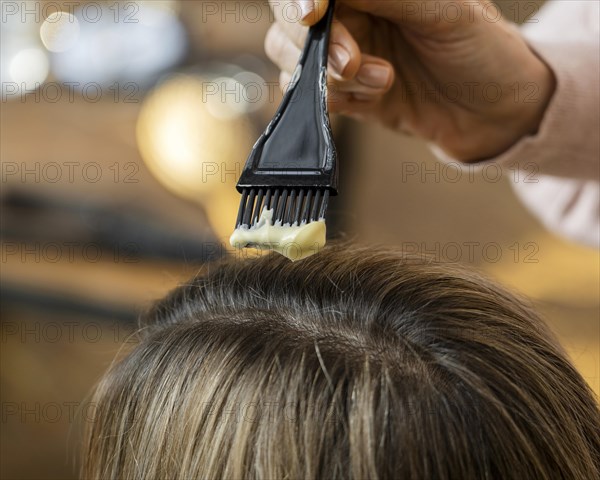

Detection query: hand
xmin=265 ymin=0 xmax=555 ymax=162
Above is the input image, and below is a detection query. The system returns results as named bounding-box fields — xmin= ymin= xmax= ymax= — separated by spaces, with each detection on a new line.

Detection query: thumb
xmin=296 ymin=0 xmax=330 ymax=26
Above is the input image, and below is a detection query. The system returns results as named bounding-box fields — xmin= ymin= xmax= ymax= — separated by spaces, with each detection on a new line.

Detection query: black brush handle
xmin=236 ymin=0 xmax=338 ymax=192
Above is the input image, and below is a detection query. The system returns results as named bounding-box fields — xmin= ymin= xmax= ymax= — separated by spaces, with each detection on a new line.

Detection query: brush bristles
xmin=235 ymin=187 xmax=330 ymax=228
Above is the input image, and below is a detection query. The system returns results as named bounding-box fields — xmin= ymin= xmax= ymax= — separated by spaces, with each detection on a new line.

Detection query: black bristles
xmin=242 ymin=189 xmax=256 ymax=226
xmin=235 ymin=187 xmax=331 ymax=229
xmin=294 ymin=189 xmax=305 ymax=225
xmin=301 ymin=189 xmax=313 ymax=224
xmin=271 ymin=189 xmax=280 ymax=224
xmin=252 ymin=189 xmax=264 ymax=225
xmin=311 ymin=189 xmax=321 ymax=221
xmin=319 ymin=190 xmax=330 ymax=219
xmin=285 ymin=189 xmax=296 ymax=225
xmin=276 ymin=189 xmax=288 ymax=223
xmin=236 ymin=188 xmax=248 ymax=227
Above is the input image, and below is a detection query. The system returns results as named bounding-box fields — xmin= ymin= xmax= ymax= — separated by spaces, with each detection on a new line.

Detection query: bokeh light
xmin=1 ymin=6 xmax=48 ymax=96
xmin=233 ymin=70 xmax=268 ymax=113
xmin=205 ymin=76 xmax=248 ymax=120
xmin=8 ymin=48 xmax=49 ymax=91
xmin=40 ymin=12 xmax=80 ymax=52
xmin=50 ymin=2 xmax=186 ymax=88
xmin=137 ymin=74 xmax=256 ymax=241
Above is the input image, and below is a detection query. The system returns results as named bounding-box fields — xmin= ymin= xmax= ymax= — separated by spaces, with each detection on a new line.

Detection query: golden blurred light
xmin=137 ymin=75 xmax=255 ymax=242
xmin=233 ymin=71 xmax=267 ymax=113
xmin=205 ymin=77 xmax=247 ymax=120
xmin=9 ymin=48 xmax=49 ymax=90
xmin=486 ymin=233 xmax=600 ymax=307
xmin=138 ymin=0 xmax=180 ymax=16
xmin=40 ymin=12 xmax=80 ymax=52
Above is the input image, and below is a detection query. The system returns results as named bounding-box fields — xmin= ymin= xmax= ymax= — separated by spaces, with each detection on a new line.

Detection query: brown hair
xmin=83 ymin=246 xmax=600 ymax=479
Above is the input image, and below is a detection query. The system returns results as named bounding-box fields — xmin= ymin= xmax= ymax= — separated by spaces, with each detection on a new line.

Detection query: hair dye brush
xmin=230 ymin=0 xmax=337 ymax=261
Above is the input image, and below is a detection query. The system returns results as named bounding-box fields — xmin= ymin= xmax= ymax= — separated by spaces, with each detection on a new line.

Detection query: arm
xmin=265 ymin=0 xmax=599 ymax=246
xmin=434 ymin=1 xmax=599 ymax=246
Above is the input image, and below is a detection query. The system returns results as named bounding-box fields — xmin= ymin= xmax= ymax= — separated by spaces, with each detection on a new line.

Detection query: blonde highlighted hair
xmin=83 ymin=246 xmax=600 ymax=479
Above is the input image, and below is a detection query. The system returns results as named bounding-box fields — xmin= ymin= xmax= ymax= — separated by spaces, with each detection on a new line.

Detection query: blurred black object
xmin=1 ymin=190 xmax=222 ymax=262
xmin=1 ymin=189 xmax=222 ymax=322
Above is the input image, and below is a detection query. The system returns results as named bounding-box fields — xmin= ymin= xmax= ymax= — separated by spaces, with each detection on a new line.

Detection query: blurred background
xmin=1 ymin=1 xmax=597 ymax=478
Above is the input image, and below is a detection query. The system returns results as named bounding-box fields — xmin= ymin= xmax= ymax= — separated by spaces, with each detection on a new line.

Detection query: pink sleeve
xmin=431 ymin=1 xmax=600 ymax=247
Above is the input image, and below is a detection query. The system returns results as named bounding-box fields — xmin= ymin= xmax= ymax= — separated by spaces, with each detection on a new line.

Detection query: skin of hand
xmin=265 ymin=0 xmax=556 ymax=162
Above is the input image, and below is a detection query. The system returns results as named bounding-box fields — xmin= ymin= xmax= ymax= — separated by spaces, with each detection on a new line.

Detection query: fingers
xmin=267 ymin=1 xmax=331 ymax=48
xmin=328 ymin=85 xmax=385 ymax=118
xmin=298 ymin=0 xmax=330 ymax=26
xmin=268 ymin=0 xmax=330 ymax=26
xmin=279 ymin=70 xmax=293 ymax=90
xmin=278 ymin=54 xmax=394 ymax=117
xmin=269 ymin=1 xmax=309 ymax=49
xmin=327 ymin=18 xmax=361 ymax=80
xmin=328 ymin=61 xmax=394 ymax=115
xmin=271 ymin=0 xmax=410 ymax=27
xmin=271 ymin=0 xmax=402 ymax=25
xmin=265 ymin=18 xmax=361 ymax=81
xmin=265 ymin=22 xmax=302 ymax=74
xmin=283 ymin=0 xmax=480 ymax=29
xmin=332 ymin=55 xmax=394 ymax=94
xmin=267 ymin=2 xmax=395 ymax=119
xmin=268 ymin=0 xmax=360 ymax=79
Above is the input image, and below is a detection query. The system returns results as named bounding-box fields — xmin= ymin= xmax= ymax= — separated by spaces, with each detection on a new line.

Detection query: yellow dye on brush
xmin=230 ymin=208 xmax=326 ymax=261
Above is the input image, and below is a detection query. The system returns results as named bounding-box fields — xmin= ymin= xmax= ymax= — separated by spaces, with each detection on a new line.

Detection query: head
xmin=83 ymin=246 xmax=600 ymax=479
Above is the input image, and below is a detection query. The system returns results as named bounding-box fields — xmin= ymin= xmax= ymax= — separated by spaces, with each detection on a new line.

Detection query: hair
xmin=82 ymin=245 xmax=600 ymax=480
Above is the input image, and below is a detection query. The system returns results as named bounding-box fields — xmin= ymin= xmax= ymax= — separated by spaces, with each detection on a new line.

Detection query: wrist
xmin=455 ymin=55 xmax=556 ymax=163
xmin=501 ymin=55 xmax=556 ymax=149
xmin=439 ymin=31 xmax=556 ymax=163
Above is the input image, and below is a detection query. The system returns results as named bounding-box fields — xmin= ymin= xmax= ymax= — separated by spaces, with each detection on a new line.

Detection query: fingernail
xmin=297 ymin=0 xmax=314 ymax=20
xmin=357 ymin=64 xmax=392 ymax=89
xmin=329 ymin=45 xmax=351 ymax=76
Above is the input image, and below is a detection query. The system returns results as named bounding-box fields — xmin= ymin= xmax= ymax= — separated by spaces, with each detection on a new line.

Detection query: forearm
xmin=436 ymin=1 xmax=599 ymax=179
xmin=430 ymin=1 xmax=599 ymax=246
xmin=482 ymin=35 xmax=600 ymax=180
